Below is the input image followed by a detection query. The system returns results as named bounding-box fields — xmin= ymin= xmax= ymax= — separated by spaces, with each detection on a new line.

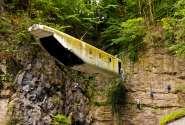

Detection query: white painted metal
xmin=29 ymin=24 xmax=123 ymax=78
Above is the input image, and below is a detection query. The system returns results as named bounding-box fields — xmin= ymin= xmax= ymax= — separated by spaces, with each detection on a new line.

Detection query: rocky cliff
xmin=0 ymin=46 xmax=96 ymax=125
xmin=87 ymin=46 xmax=185 ymax=125
xmin=1 ymin=41 xmax=185 ymax=125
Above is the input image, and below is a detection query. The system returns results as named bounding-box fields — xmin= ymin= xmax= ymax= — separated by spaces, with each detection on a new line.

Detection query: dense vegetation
xmin=51 ymin=114 xmax=71 ymax=125
xmin=2 ymin=0 xmax=185 ymax=124
xmin=1 ymin=0 xmax=185 ymax=61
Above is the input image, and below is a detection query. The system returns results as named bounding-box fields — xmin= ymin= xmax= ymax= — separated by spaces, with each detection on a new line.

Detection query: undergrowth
xmin=107 ymin=79 xmax=126 ymax=125
xmin=51 ymin=114 xmax=71 ymax=125
xmin=175 ymin=84 xmax=185 ymax=93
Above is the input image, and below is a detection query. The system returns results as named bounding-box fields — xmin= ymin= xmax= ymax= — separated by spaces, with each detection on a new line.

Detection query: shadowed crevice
xmin=40 ymin=36 xmax=84 ymax=66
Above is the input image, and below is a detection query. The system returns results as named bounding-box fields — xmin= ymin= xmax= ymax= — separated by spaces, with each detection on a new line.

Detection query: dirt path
xmin=0 ymin=99 xmax=8 ymax=125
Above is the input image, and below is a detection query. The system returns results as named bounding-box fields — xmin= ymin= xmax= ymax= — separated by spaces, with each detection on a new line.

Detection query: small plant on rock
xmin=107 ymin=79 xmax=126 ymax=125
xmin=175 ymin=84 xmax=185 ymax=93
xmin=51 ymin=114 xmax=71 ymax=125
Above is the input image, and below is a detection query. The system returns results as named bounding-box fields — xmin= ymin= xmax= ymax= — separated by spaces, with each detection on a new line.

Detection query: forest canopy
xmin=1 ymin=0 xmax=185 ymax=61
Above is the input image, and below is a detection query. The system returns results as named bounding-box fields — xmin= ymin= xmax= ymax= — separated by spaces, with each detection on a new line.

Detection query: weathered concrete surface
xmin=0 ymin=99 xmax=8 ymax=125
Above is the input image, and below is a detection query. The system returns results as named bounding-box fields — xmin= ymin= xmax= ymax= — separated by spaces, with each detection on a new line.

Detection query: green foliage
xmin=101 ymin=17 xmax=146 ymax=62
xmin=4 ymin=0 xmax=160 ymax=63
xmin=107 ymin=80 xmax=126 ymax=114
xmin=125 ymin=0 xmax=139 ymax=18
xmin=0 ymin=17 xmax=12 ymax=34
xmin=0 ymin=73 xmax=13 ymax=83
xmin=51 ymin=114 xmax=71 ymax=125
xmin=82 ymin=75 xmax=96 ymax=103
xmin=120 ymin=17 xmax=146 ymax=43
xmin=114 ymin=17 xmax=146 ymax=61
xmin=107 ymin=79 xmax=126 ymax=125
xmin=161 ymin=0 xmax=185 ymax=57
xmin=154 ymin=0 xmax=177 ymax=19
xmin=51 ymin=95 xmax=62 ymax=105
xmin=174 ymin=0 xmax=185 ymax=18
xmin=161 ymin=2 xmax=185 ymax=57
xmin=31 ymin=0 xmax=99 ymax=38
xmin=0 ymin=15 xmax=28 ymax=51
xmin=161 ymin=17 xmax=176 ymax=44
xmin=5 ymin=0 xmax=185 ymax=62
xmin=101 ymin=18 xmax=122 ymax=52
xmin=100 ymin=0 xmax=121 ymax=18
xmin=100 ymin=0 xmax=149 ymax=62
xmin=175 ymin=84 xmax=185 ymax=93
xmin=160 ymin=108 xmax=185 ymax=125
xmin=169 ymin=43 xmax=185 ymax=57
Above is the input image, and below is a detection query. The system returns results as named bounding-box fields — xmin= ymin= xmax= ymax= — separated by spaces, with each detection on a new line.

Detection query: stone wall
xmin=90 ymin=47 xmax=185 ymax=125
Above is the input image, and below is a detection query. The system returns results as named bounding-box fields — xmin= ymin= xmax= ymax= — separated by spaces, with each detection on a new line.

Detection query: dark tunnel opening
xmin=40 ymin=36 xmax=84 ymax=66
xmin=72 ymin=120 xmax=85 ymax=125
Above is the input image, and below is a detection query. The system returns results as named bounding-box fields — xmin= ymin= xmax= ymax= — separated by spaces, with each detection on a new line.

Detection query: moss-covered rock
xmin=160 ymin=108 xmax=185 ymax=125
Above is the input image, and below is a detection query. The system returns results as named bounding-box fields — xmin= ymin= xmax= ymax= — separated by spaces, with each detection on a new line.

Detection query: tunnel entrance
xmin=40 ymin=36 xmax=84 ymax=66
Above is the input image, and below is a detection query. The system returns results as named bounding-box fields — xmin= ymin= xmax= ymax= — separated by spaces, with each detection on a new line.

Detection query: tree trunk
xmin=0 ymin=0 xmax=5 ymax=12
xmin=148 ymin=0 xmax=154 ymax=24
xmin=138 ymin=0 xmax=142 ymax=16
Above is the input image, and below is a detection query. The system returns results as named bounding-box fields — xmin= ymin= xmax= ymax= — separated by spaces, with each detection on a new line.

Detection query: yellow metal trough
xmin=29 ymin=24 xmax=123 ymax=78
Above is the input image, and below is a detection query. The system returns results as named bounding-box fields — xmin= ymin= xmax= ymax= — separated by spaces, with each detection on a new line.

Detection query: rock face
xmin=89 ymin=47 xmax=185 ymax=125
xmin=8 ymin=50 xmax=93 ymax=125
xmin=121 ymin=47 xmax=185 ymax=125
xmin=0 ymin=99 xmax=8 ymax=125
xmin=5 ymin=45 xmax=185 ymax=125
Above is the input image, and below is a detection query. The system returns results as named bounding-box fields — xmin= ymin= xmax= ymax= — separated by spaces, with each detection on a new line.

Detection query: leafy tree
xmin=4 ymin=0 xmax=183 ymax=61
xmin=31 ymin=0 xmax=100 ymax=39
xmin=154 ymin=0 xmax=177 ymax=19
xmin=114 ymin=17 xmax=146 ymax=61
xmin=161 ymin=0 xmax=185 ymax=57
xmin=174 ymin=0 xmax=185 ymax=18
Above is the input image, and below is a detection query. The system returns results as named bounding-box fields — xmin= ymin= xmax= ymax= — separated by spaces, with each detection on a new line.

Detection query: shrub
xmin=161 ymin=0 xmax=185 ymax=57
xmin=174 ymin=0 xmax=185 ymax=18
xmin=112 ymin=17 xmax=146 ymax=62
xmin=51 ymin=114 xmax=71 ymax=125
xmin=107 ymin=79 xmax=126 ymax=125
xmin=175 ymin=84 xmax=185 ymax=93
xmin=0 ymin=17 xmax=12 ymax=34
xmin=107 ymin=80 xmax=126 ymax=114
